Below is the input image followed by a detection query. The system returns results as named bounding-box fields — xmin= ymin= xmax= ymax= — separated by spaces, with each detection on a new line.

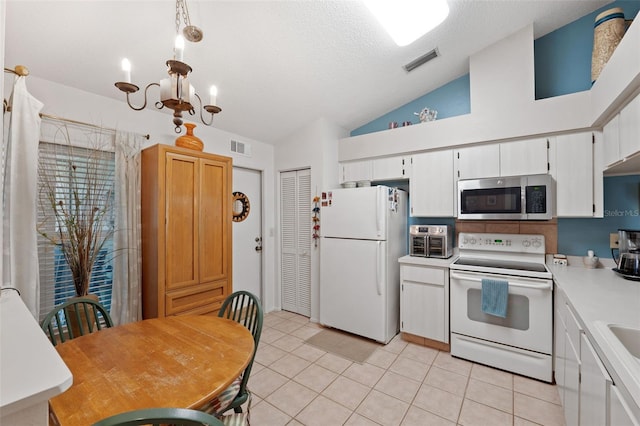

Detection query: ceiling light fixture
xmin=114 ymin=0 xmax=220 ymax=133
xmin=363 ymin=0 xmax=449 ymax=47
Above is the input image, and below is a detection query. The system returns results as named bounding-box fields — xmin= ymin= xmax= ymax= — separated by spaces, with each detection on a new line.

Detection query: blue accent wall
xmin=559 ymin=175 xmax=640 ymax=258
xmin=350 ymin=74 xmax=470 ymax=137
xmin=358 ymin=2 xmax=640 ymax=258
xmin=535 ymin=1 xmax=640 ymax=99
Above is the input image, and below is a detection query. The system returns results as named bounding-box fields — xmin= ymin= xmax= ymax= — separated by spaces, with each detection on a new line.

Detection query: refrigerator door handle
xmin=376 ymin=186 xmax=383 ymax=237
xmin=376 ymin=241 xmax=382 ymax=296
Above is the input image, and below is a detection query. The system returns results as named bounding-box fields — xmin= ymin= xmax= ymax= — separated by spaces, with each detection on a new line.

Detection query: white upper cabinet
xmin=618 ymin=93 xmax=640 ymax=160
xmin=371 ymin=156 xmax=410 ymax=181
xmin=410 ymin=150 xmax=455 ymax=217
xmin=339 ymin=160 xmax=372 ymax=183
xmin=455 ymin=144 xmax=500 ymax=179
xmin=455 ymin=138 xmax=548 ymax=180
xmin=500 ymin=138 xmax=549 ymax=176
xmin=551 ymin=132 xmax=595 ymax=217
xmin=603 ymin=114 xmax=620 ymax=168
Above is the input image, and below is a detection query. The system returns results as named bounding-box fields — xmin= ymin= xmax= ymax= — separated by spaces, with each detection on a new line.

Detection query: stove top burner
xmin=453 ymin=257 xmax=548 ymax=273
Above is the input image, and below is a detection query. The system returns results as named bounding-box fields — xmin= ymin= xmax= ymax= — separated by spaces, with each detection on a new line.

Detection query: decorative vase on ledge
xmin=175 ymin=123 xmax=204 ymax=151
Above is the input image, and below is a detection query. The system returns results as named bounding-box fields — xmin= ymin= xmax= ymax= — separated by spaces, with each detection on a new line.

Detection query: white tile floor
xmin=247 ymin=310 xmax=566 ymax=426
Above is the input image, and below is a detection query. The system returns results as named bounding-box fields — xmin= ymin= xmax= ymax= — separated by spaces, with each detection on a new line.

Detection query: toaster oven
xmin=409 ymin=225 xmax=453 ymax=259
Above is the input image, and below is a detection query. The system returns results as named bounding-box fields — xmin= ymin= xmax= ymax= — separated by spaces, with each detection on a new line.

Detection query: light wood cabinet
xmin=141 ymin=144 xmax=232 ymax=318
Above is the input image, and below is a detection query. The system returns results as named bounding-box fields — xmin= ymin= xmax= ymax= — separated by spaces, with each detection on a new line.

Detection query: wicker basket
xmin=591 ymin=7 xmax=626 ymax=84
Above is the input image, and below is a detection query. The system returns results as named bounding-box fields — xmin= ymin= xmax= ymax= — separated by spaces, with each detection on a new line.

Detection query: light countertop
xmin=0 ymin=290 xmax=72 ymax=418
xmin=548 ymin=263 xmax=640 ymax=413
xmin=398 ymin=253 xmax=458 ymax=268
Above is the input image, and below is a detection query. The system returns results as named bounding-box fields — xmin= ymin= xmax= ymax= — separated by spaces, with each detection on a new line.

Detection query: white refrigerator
xmin=319 ymin=186 xmax=407 ymax=344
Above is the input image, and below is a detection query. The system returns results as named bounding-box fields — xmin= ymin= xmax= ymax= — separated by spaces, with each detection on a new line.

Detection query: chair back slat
xmin=41 ymin=297 xmax=114 ymax=346
xmin=216 ymin=290 xmax=263 ymax=414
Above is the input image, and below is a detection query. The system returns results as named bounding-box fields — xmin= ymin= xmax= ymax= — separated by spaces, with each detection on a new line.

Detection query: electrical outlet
xmin=610 ymin=233 xmax=619 ymax=249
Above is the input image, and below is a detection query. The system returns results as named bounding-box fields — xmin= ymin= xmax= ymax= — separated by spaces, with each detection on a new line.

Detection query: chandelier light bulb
xmin=209 ymin=85 xmax=218 ymax=106
xmin=174 ymin=35 xmax=185 ymax=61
xmin=121 ymin=58 xmax=131 ymax=83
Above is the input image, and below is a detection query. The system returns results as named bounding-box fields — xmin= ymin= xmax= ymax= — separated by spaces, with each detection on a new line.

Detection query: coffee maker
xmin=614 ymin=229 xmax=640 ymax=280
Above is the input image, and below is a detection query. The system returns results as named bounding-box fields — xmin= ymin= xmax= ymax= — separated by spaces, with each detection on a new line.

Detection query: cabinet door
xmin=579 ymin=334 xmax=611 ymax=426
xmin=165 ymin=153 xmax=199 ymax=291
xmin=340 ymin=160 xmax=372 ymax=183
xmin=500 ymin=138 xmax=549 ymax=176
xmin=564 ymin=335 xmax=581 ymax=426
xmin=603 ymin=114 xmax=620 ymax=168
xmin=410 ymin=150 xmax=455 ymax=217
xmin=554 ymin=132 xmax=594 ymax=217
xmin=199 ymin=157 xmax=231 ymax=288
xmin=610 ymin=385 xmax=640 ymax=426
xmin=400 ymin=266 xmax=446 ymax=342
xmin=619 ymin=94 xmax=640 ymax=160
xmin=554 ymin=287 xmax=567 ymax=404
xmin=371 ymin=156 xmax=407 ymax=181
xmin=455 ymin=144 xmax=500 ymax=180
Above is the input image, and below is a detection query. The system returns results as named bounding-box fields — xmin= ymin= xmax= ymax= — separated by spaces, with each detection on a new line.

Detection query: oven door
xmin=450 ymin=270 xmax=552 ymax=354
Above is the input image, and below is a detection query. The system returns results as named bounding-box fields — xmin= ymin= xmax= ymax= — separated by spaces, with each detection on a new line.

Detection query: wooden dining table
xmin=48 ymin=315 xmax=254 ymax=426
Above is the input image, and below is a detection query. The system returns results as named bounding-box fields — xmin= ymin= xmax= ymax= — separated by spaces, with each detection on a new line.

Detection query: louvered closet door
xmin=280 ymin=169 xmax=311 ymax=316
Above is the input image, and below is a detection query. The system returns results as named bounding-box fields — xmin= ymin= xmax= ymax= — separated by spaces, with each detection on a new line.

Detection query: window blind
xmin=37 ymin=142 xmax=115 ymax=322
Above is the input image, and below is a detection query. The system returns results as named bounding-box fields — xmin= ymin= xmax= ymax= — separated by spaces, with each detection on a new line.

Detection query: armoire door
xmin=165 ymin=152 xmax=199 ymax=291
xmin=280 ymin=169 xmax=311 ymax=317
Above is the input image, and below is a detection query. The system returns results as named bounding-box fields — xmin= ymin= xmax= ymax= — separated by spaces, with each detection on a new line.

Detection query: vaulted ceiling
xmin=4 ymin=1 xmax=611 ymax=144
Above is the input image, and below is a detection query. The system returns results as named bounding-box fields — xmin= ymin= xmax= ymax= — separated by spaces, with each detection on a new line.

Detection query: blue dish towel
xmin=481 ymin=279 xmax=509 ymax=318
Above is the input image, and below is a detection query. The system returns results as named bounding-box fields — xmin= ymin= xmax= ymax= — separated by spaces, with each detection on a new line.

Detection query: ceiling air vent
xmin=403 ymin=48 xmax=440 ymax=72
xmin=230 ymin=140 xmax=252 ymax=157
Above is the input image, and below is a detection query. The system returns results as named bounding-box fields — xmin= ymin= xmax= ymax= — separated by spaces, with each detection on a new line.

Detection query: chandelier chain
xmin=175 ymin=0 xmax=191 ymax=34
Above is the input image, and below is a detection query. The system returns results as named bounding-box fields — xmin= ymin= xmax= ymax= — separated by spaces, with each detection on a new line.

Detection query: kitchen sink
xmin=608 ymin=325 xmax=640 ymax=361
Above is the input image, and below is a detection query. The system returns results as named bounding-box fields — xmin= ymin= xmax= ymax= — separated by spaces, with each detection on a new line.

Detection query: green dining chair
xmin=199 ymin=291 xmax=263 ymax=421
xmin=92 ymin=407 xmax=224 ymax=426
xmin=41 ymin=297 xmax=114 ymax=346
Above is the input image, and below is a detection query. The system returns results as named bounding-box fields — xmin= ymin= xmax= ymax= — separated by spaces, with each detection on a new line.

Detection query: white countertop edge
xmin=0 ymin=291 xmax=73 ymax=417
xmin=398 ymin=252 xmax=458 ymax=268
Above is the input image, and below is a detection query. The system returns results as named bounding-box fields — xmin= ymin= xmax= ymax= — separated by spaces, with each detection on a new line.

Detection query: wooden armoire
xmin=141 ymin=144 xmax=232 ymax=318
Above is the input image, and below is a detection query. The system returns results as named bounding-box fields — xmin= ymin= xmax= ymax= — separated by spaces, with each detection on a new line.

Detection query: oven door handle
xmin=449 ymin=272 xmax=552 ymax=290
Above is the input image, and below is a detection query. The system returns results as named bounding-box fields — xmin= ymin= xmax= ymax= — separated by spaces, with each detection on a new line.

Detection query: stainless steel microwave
xmin=458 ymin=174 xmax=553 ymax=220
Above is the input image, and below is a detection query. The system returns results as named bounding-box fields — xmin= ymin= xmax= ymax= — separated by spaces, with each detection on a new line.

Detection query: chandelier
xmin=114 ymin=0 xmax=221 ymax=133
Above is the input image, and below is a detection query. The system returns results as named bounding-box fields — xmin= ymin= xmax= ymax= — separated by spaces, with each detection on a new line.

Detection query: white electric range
xmin=449 ymin=233 xmax=553 ymax=382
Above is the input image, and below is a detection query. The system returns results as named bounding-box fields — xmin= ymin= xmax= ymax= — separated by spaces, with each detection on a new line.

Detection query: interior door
xmin=280 ymin=169 xmax=311 ymax=317
xmin=232 ymin=167 xmax=262 ymax=300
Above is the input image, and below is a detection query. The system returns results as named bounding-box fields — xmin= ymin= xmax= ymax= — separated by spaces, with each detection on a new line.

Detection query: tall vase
xmin=65 ymin=293 xmax=100 ymax=338
xmin=175 ymin=123 xmax=204 ymax=151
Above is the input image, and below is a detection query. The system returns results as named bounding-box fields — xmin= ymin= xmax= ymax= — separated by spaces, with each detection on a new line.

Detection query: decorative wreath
xmin=232 ymin=192 xmax=250 ymax=222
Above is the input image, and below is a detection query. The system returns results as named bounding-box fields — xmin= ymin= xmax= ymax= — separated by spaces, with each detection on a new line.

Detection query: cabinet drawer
xmin=402 ymin=265 xmax=445 ymax=286
xmin=166 ymin=281 xmax=227 ymax=315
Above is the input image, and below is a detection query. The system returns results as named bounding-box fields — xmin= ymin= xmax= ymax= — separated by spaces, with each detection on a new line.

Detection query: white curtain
xmin=2 ymin=77 xmax=43 ymax=318
xmin=111 ymin=131 xmax=143 ymax=325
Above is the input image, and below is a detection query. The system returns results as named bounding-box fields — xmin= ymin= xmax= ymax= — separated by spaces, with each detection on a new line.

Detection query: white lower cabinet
xmin=555 ymin=284 xmax=640 ymax=426
xmin=399 ymin=262 xmax=449 ymax=343
xmin=579 ymin=333 xmax=611 ymax=426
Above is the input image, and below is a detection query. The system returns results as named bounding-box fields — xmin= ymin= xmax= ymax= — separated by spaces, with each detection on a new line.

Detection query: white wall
xmin=274 ymin=117 xmax=347 ymax=322
xmin=3 ymin=76 xmax=280 ymax=313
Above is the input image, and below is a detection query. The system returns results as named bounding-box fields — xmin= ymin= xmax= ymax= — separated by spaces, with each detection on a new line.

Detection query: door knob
xmin=255 ymin=236 xmax=262 ymax=252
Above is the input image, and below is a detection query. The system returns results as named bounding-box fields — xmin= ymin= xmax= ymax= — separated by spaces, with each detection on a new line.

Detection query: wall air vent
xmin=404 ymin=48 xmax=440 ymax=72
xmin=230 ymin=140 xmax=252 ymax=157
